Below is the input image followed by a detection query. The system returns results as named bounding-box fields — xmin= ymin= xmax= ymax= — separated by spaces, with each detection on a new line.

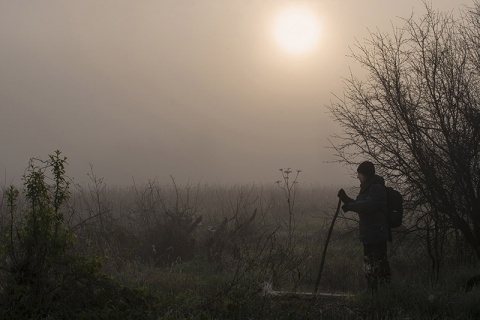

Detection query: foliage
xmin=0 ymin=151 xmax=77 ymax=315
xmin=1 ymin=150 xmax=480 ymax=318
xmin=0 ymin=151 xmax=158 ymax=319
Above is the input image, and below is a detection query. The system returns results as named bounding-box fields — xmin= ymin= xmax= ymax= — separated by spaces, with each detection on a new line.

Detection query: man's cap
xmin=357 ymin=161 xmax=375 ymax=177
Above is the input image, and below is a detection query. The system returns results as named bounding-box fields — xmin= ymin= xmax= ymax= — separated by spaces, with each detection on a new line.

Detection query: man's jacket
xmin=343 ymin=175 xmax=390 ymax=244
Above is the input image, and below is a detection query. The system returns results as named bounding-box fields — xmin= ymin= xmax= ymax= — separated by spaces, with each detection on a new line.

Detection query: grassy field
xmin=1 ymin=168 xmax=479 ymax=319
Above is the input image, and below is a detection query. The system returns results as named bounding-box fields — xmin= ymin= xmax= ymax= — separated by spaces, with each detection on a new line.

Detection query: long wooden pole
xmin=314 ymin=198 xmax=342 ymax=294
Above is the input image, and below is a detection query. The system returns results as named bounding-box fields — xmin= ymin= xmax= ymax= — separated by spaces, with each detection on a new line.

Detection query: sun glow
xmin=273 ymin=6 xmax=321 ymax=55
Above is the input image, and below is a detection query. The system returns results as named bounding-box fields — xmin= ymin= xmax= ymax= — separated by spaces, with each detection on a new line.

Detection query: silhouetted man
xmin=338 ymin=161 xmax=391 ymax=292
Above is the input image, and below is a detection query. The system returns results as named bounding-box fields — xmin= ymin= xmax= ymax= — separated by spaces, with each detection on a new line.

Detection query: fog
xmin=0 ymin=0 xmax=467 ymax=186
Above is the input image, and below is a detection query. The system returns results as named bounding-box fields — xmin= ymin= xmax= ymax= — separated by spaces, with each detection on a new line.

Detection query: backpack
xmin=385 ymin=186 xmax=403 ymax=228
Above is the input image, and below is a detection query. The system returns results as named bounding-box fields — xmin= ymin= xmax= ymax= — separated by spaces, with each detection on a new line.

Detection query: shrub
xmin=0 ymin=151 xmax=157 ymax=318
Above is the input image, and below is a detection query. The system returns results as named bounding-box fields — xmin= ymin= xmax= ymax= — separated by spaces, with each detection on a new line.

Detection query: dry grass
xmin=2 ymin=179 xmax=479 ymax=319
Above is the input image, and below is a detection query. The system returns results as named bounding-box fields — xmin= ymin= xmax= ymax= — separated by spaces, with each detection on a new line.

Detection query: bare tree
xmin=328 ymin=2 xmax=480 ymax=264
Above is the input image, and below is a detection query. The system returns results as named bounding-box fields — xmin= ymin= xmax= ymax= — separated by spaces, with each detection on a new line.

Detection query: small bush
xmin=0 ymin=151 xmax=159 ymax=318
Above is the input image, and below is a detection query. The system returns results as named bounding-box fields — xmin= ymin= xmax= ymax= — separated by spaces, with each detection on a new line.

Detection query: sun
xmin=273 ymin=6 xmax=321 ymax=55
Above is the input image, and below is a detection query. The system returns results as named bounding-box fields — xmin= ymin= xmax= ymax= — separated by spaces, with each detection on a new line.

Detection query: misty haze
xmin=1 ymin=1 xmax=461 ymax=186
xmin=1 ymin=1 xmax=479 ymax=319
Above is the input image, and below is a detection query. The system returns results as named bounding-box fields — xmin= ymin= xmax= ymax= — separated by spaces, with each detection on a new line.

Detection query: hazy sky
xmin=0 ymin=0 xmax=469 ymax=187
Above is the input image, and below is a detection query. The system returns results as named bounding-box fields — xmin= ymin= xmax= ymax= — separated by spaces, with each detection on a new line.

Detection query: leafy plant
xmin=0 ymin=151 xmax=130 ymax=318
